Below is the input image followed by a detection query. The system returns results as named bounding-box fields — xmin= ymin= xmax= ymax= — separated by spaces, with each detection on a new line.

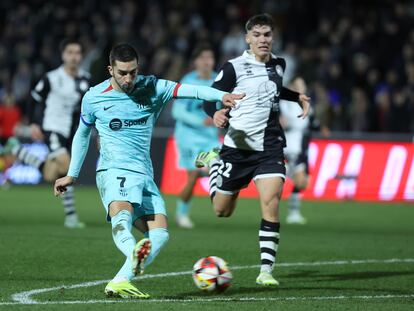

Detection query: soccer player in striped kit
xmin=4 ymin=39 xmax=90 ymax=228
xmin=196 ymin=14 xmax=310 ymax=286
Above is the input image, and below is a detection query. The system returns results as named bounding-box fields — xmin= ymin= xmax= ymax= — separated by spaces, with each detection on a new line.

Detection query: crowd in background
xmin=0 ymin=0 xmax=413 ymax=141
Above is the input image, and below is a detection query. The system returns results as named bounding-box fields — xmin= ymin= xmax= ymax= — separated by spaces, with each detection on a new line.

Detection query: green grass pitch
xmin=0 ymin=185 xmax=413 ymax=310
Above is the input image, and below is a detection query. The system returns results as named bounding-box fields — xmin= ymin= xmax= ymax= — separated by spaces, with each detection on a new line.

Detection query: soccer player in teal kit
xmin=172 ymin=44 xmax=219 ymax=228
xmin=53 ymin=43 xmax=244 ymax=299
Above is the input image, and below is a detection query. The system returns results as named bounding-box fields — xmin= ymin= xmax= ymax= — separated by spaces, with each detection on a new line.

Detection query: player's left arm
xmin=280 ymin=87 xmax=310 ymax=119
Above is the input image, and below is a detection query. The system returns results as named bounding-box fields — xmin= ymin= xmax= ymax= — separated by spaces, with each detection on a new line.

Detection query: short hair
xmin=59 ymin=38 xmax=82 ymax=53
xmin=245 ymin=13 xmax=274 ymax=32
xmin=191 ymin=43 xmax=214 ymax=60
xmin=109 ymin=43 xmax=138 ymax=66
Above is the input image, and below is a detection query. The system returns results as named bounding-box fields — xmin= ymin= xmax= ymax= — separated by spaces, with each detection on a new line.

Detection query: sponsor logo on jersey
xmin=275 ymin=65 xmax=284 ymax=77
xmin=109 ymin=116 xmax=150 ymax=130
xmin=104 ymin=105 xmax=115 ymax=111
xmin=123 ymin=116 xmax=149 ymax=127
xmin=109 ymin=118 xmax=122 ymax=131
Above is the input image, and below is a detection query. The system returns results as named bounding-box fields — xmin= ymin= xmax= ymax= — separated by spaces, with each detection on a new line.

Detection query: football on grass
xmin=192 ymin=256 xmax=232 ymax=292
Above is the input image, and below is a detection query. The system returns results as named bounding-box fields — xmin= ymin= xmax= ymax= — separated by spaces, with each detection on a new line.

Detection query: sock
xmin=208 ymin=158 xmax=220 ymax=199
xmin=289 ymin=187 xmax=301 ymax=213
xmin=144 ymin=228 xmax=169 ymax=268
xmin=259 ymin=219 xmax=280 ymax=273
xmin=176 ymin=199 xmax=190 ymax=217
xmin=13 ymin=145 xmax=45 ymax=171
xmin=111 ymin=210 xmax=136 ymax=281
xmin=61 ymin=186 xmax=77 ymax=218
xmin=113 ymin=259 xmax=134 ymax=283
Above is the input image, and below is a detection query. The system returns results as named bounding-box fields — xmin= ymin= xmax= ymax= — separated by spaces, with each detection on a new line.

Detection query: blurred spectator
xmin=0 ymin=0 xmax=412 ymax=133
xmin=0 ymin=93 xmax=21 ymax=144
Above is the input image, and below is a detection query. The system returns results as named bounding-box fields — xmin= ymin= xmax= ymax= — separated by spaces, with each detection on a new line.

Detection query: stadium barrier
xmin=161 ymin=136 xmax=414 ymax=202
xmin=4 ymin=132 xmax=414 ymax=202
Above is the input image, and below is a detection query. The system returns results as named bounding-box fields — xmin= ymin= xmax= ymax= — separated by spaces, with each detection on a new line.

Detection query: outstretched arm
xmin=175 ymin=84 xmax=244 ymax=108
xmin=54 ymin=121 xmax=92 ymax=196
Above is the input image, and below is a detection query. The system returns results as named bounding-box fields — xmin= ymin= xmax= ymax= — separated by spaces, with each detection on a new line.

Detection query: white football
xmin=192 ymin=256 xmax=232 ymax=292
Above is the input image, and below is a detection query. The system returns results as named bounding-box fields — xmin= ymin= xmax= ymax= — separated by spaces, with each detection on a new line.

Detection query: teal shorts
xmin=176 ymin=140 xmax=218 ymax=170
xmin=96 ymin=168 xmax=167 ymax=222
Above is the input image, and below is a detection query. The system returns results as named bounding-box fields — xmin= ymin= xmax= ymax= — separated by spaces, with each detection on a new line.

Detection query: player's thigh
xmin=132 ymin=177 xmax=168 ymax=229
xmin=96 ymin=169 xmax=145 ymax=222
xmin=253 ymin=148 xmax=286 ymax=219
xmin=44 ymin=131 xmax=69 ymax=161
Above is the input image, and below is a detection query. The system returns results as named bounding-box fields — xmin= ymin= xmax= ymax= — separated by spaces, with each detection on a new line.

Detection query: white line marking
xmin=9 ymin=258 xmax=414 ymax=305
xmin=2 ymin=294 xmax=414 ymax=305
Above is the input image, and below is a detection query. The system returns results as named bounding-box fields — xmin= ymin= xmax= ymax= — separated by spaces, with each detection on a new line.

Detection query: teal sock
xmin=144 ymin=228 xmax=169 ymax=268
xmin=176 ymin=199 xmax=190 ymax=216
xmin=114 ymin=258 xmax=134 ymax=281
xmin=111 ymin=210 xmax=136 ymax=280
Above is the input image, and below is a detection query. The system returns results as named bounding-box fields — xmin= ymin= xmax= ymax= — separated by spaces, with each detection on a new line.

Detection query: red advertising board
xmin=161 ymin=137 xmax=414 ymax=202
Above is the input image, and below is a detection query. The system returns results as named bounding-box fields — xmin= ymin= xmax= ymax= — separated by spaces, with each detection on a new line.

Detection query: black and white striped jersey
xmin=31 ymin=66 xmax=90 ymax=138
xmin=205 ymin=50 xmax=300 ymax=151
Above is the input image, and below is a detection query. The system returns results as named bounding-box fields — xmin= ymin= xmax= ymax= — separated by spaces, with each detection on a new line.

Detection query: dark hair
xmin=191 ymin=43 xmax=214 ymax=60
xmin=109 ymin=43 xmax=138 ymax=66
xmin=245 ymin=13 xmax=274 ymax=32
xmin=59 ymin=38 xmax=82 ymax=53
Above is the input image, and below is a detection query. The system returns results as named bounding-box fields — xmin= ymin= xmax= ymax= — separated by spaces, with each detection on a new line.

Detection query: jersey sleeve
xmin=29 ymin=75 xmax=51 ymax=124
xmin=67 ymin=121 xmax=92 ymax=178
xmin=203 ymin=62 xmax=236 ymax=118
xmin=210 ymin=62 xmax=237 ymax=92
xmin=79 ymin=92 xmax=96 ymax=126
xmin=155 ymin=79 xmax=179 ymax=105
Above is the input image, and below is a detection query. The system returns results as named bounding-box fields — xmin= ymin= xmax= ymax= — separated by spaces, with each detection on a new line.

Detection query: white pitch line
xmin=10 ymin=258 xmax=414 ymax=305
xmin=2 ymin=294 xmax=414 ymax=305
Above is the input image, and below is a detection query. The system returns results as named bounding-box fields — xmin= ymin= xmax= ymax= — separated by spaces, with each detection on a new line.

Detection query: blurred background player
xmin=172 ymin=44 xmax=219 ymax=228
xmin=4 ymin=39 xmax=90 ymax=228
xmin=280 ymin=76 xmax=330 ymax=224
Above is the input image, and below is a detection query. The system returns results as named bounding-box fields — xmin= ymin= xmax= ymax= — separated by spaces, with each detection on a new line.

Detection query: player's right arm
xmin=29 ymin=75 xmax=51 ymax=140
xmin=54 ymin=93 xmax=95 ymax=196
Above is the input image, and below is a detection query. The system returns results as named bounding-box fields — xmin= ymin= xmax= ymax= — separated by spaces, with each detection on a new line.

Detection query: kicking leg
xmin=134 ymin=214 xmax=169 ymax=270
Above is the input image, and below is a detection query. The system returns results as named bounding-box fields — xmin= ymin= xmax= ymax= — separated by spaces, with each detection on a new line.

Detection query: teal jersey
xmin=81 ymin=75 xmax=176 ymax=177
xmin=172 ymin=71 xmax=218 ymax=144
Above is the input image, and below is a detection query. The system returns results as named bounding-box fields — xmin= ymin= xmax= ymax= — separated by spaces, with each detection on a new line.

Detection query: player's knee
xmin=214 ymin=206 xmax=232 ymax=217
xmin=43 ymin=170 xmax=58 ymax=182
